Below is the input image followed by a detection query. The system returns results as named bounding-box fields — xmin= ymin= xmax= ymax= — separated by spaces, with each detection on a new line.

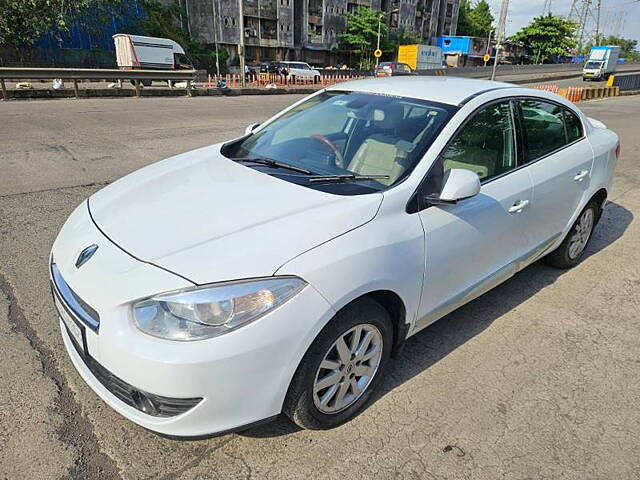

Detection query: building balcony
xmin=260 ymin=38 xmax=279 ymax=47
xmin=260 ymin=6 xmax=277 ymax=18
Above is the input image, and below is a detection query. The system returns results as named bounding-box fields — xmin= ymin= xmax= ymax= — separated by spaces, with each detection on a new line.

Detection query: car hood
xmin=89 ymin=144 xmax=383 ymax=285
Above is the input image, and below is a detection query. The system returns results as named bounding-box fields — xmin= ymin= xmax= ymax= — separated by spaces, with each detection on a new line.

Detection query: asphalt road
xmin=1 ymin=94 xmax=639 ymax=480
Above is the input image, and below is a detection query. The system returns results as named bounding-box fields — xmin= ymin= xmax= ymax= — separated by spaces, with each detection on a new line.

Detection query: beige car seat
xmin=347 ymin=103 xmax=413 ymax=185
xmin=442 ymin=129 xmax=498 ymax=179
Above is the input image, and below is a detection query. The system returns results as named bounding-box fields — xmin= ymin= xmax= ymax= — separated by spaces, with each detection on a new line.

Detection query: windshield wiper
xmin=308 ymin=174 xmax=390 ymax=184
xmin=232 ymin=157 xmax=314 ymax=175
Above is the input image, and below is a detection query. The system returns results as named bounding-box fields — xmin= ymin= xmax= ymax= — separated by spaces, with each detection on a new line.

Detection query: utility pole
xmin=238 ymin=0 xmax=246 ymax=87
xmin=491 ymin=0 xmax=509 ymax=80
xmin=594 ymin=0 xmax=601 ymax=45
xmin=542 ymin=0 xmax=552 ymax=15
xmin=577 ymin=0 xmax=591 ymax=53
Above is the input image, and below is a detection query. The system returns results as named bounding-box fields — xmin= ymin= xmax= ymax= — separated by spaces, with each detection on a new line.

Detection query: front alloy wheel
xmin=284 ymin=298 xmax=392 ymax=430
xmin=312 ymin=324 xmax=383 ymax=414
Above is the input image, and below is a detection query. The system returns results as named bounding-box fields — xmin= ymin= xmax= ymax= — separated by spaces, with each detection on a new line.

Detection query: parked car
xmin=260 ymin=61 xmax=321 ymax=81
xmin=375 ymin=61 xmax=417 ymax=77
xmin=51 ymin=77 xmax=619 ymax=437
xmin=280 ymin=61 xmax=321 ymax=80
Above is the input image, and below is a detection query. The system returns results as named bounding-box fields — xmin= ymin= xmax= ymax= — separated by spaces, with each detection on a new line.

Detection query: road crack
xmin=0 ymin=181 xmax=110 ymax=199
xmin=0 ymin=269 xmax=122 ymax=480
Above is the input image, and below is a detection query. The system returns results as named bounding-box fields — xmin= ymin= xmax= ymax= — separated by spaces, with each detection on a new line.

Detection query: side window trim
xmin=407 ymin=98 xmax=517 ymax=213
xmin=407 ymin=94 xmax=586 ymax=214
xmin=516 ymin=97 xmax=587 ymax=166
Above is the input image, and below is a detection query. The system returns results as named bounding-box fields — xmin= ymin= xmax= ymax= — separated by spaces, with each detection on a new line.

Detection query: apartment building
xmin=181 ymin=0 xmax=458 ymax=65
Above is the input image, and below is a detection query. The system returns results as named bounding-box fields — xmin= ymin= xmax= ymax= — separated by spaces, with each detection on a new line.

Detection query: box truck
xmin=397 ymin=45 xmax=444 ymax=70
xmin=583 ymin=46 xmax=620 ymax=81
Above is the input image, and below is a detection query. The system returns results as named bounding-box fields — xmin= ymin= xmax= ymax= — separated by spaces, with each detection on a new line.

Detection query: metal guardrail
xmin=0 ymin=67 xmax=196 ymax=100
xmin=417 ymin=63 xmax=586 ymax=78
xmin=612 ymin=73 xmax=640 ymax=92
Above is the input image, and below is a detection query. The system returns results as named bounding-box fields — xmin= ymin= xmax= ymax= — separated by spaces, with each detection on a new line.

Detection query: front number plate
xmin=54 ymin=295 xmax=85 ymax=354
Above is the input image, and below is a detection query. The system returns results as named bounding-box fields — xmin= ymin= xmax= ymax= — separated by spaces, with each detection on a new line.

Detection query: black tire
xmin=544 ymin=201 xmax=598 ymax=269
xmin=283 ymin=297 xmax=392 ymax=430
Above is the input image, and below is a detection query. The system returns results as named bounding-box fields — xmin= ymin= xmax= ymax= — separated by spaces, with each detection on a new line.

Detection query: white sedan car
xmin=51 ymin=77 xmax=619 ymax=437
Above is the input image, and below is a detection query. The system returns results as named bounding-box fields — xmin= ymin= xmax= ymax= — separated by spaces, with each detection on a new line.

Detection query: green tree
xmin=510 ymin=14 xmax=576 ymax=63
xmin=339 ymin=7 xmax=387 ymax=69
xmin=457 ymin=0 xmax=494 ymax=37
xmin=0 ymin=0 xmax=125 ymax=55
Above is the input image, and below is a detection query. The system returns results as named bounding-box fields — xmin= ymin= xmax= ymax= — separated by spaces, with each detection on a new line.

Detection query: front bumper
xmin=52 ymin=201 xmax=336 ymax=437
xmin=59 ymin=283 xmax=334 ymax=437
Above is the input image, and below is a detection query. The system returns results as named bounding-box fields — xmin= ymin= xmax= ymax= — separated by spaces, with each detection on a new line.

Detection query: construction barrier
xmin=558 ymin=86 xmax=584 ymax=102
xmin=581 ymin=86 xmax=619 ymax=100
xmin=533 ymin=84 xmax=620 ymax=103
xmin=204 ymin=73 xmax=366 ymax=90
xmin=533 ymin=83 xmax=559 ymax=94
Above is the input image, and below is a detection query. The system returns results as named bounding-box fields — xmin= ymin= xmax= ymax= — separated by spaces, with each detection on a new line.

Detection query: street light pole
xmin=484 ymin=29 xmax=493 ymax=66
xmin=376 ymin=14 xmax=383 ymax=68
xmin=238 ymin=0 xmax=246 ymax=87
xmin=211 ymin=0 xmax=220 ymax=77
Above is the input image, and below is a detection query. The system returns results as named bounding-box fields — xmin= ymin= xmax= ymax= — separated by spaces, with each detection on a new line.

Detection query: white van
xmin=113 ymin=34 xmax=193 ymax=71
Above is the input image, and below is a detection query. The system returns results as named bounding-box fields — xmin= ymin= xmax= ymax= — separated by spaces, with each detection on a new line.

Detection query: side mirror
xmin=425 ymin=168 xmax=481 ymax=205
xmin=245 ymin=123 xmax=260 ymax=135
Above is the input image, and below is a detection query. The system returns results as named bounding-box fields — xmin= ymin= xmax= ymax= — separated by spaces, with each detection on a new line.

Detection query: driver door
xmin=413 ymin=100 xmax=534 ymax=333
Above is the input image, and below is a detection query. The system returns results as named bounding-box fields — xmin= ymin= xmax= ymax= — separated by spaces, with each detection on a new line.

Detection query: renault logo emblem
xmin=76 ymin=244 xmax=98 ymax=268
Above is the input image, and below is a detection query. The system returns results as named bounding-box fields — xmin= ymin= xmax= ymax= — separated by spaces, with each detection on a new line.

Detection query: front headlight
xmin=132 ymin=277 xmax=306 ymax=341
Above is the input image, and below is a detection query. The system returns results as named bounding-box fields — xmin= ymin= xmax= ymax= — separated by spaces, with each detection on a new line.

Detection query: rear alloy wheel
xmin=545 ymin=201 xmax=598 ymax=269
xmin=284 ymin=298 xmax=392 ymax=429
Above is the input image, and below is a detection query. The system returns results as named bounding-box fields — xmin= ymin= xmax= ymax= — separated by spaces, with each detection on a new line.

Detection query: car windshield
xmin=585 ymin=61 xmax=603 ymax=69
xmin=223 ymin=91 xmax=455 ymax=194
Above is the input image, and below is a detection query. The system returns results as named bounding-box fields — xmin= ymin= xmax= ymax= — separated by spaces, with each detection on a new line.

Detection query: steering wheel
xmin=310 ymin=134 xmax=345 ymax=168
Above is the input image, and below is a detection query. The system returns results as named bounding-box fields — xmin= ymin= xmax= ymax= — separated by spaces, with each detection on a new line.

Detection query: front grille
xmin=51 ymin=262 xmax=100 ymax=331
xmin=53 ymin=260 xmax=201 ymax=417
xmin=66 ymin=322 xmax=202 ymax=417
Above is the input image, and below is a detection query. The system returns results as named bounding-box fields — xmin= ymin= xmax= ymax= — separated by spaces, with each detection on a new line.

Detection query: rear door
xmin=516 ymin=99 xmax=594 ymax=251
xmin=414 ymin=100 xmax=534 ymax=332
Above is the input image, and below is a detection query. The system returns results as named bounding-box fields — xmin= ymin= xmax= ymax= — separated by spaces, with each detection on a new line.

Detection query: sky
xmin=485 ymin=0 xmax=640 ymax=42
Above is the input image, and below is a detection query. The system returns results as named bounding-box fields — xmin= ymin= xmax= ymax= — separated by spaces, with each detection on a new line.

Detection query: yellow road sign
xmin=374 ymin=49 xmax=382 ymax=58
xmin=483 ymin=53 xmax=491 ymax=63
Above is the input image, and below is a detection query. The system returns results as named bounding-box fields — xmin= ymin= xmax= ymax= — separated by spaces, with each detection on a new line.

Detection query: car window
xmin=441 ymin=101 xmax=516 ymax=181
xmin=224 ymin=91 xmax=455 ymax=192
xmin=563 ymin=108 xmax=583 ymax=143
xmin=519 ymin=99 xmax=567 ymax=161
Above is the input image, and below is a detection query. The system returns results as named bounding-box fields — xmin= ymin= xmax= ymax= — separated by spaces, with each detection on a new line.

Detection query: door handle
xmin=573 ymin=170 xmax=589 ymax=182
xmin=508 ymin=199 xmax=529 ymax=214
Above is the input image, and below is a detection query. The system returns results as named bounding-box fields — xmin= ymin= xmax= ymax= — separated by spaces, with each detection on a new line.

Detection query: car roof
xmin=327 ymin=76 xmax=518 ymax=106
